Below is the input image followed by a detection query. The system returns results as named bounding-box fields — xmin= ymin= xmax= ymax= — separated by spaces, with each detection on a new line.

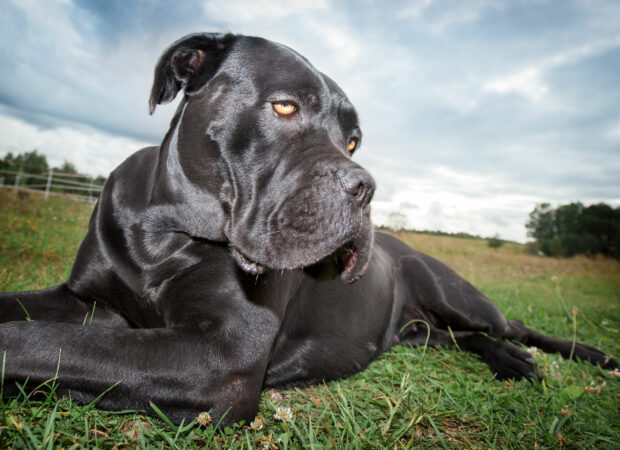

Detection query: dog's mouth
xmin=337 ymin=243 xmax=359 ymax=274
xmin=302 ymin=241 xmax=359 ymax=282
xmin=231 ymin=240 xmax=362 ymax=283
xmin=231 ymin=248 xmax=267 ymax=275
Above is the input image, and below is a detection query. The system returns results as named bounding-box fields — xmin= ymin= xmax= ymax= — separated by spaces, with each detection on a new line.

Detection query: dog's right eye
xmin=347 ymin=137 xmax=359 ymax=153
xmin=272 ymin=101 xmax=298 ymax=119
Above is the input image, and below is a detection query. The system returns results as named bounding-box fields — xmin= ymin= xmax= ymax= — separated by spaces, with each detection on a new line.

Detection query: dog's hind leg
xmin=394 ymin=248 xmax=616 ymax=378
xmin=399 ymin=323 xmax=541 ymax=380
xmin=0 ymin=283 xmax=128 ymax=327
xmin=396 ymin=252 xmax=509 ymax=336
xmin=393 ymin=252 xmax=539 ymax=379
xmin=502 ymin=319 xmax=617 ymax=369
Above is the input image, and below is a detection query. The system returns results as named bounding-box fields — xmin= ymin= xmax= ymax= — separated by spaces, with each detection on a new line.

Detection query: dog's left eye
xmin=272 ymin=101 xmax=298 ymax=119
xmin=347 ymin=137 xmax=358 ymax=152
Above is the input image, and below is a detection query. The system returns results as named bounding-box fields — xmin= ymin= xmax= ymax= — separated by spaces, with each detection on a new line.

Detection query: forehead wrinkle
xmin=273 ymin=44 xmax=352 ymax=123
xmin=272 ymin=42 xmax=330 ymax=94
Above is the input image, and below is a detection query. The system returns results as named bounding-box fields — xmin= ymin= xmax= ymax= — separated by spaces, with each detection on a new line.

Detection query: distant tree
xmin=53 ymin=160 xmax=80 ymax=194
xmin=554 ymin=202 xmax=584 ymax=255
xmin=19 ymin=150 xmax=48 ymax=175
xmin=387 ymin=211 xmax=408 ymax=231
xmin=0 ymin=150 xmax=48 ymax=187
xmin=487 ymin=234 xmax=504 ymax=250
xmin=57 ymin=161 xmax=78 ymax=174
xmin=526 ymin=202 xmax=619 ymax=259
xmin=579 ymin=203 xmax=620 ymax=259
xmin=54 ymin=160 xmax=96 ymax=196
xmin=526 ymin=203 xmax=555 ymax=254
xmin=0 ymin=152 xmax=14 ymax=170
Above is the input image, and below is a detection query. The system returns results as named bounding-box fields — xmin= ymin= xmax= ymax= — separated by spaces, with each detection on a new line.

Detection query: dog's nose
xmin=339 ymin=168 xmax=375 ymax=207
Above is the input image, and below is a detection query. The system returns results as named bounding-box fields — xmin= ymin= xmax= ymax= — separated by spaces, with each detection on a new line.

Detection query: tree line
xmin=0 ymin=150 xmax=106 ymax=197
xmin=526 ymin=202 xmax=619 ymax=259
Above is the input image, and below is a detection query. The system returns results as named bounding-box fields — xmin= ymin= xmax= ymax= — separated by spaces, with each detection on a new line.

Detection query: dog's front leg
xmin=0 ymin=299 xmax=279 ymax=425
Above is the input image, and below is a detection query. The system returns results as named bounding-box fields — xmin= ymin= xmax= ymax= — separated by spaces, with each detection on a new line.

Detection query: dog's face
xmin=150 ymin=33 xmax=375 ymax=283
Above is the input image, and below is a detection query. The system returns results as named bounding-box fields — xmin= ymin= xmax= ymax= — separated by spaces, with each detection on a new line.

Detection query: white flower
xmin=527 ymin=347 xmax=540 ymax=357
xmin=273 ymin=406 xmax=293 ymax=422
xmin=196 ymin=411 xmax=212 ymax=426
xmin=269 ymin=390 xmax=285 ymax=401
xmin=250 ymin=414 xmax=265 ymax=430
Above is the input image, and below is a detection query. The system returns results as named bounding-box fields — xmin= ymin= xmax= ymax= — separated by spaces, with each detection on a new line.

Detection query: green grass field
xmin=1 ymin=187 xmax=619 ymax=448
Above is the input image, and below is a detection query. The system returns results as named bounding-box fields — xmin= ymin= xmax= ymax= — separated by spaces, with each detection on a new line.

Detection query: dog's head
xmin=149 ymin=33 xmax=375 ymax=283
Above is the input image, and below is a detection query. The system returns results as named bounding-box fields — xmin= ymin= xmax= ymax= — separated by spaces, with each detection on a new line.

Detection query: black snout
xmin=339 ymin=168 xmax=376 ymax=207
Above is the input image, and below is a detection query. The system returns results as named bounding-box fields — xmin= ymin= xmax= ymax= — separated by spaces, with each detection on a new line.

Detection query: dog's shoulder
xmin=100 ymin=146 xmax=160 ymax=206
xmin=110 ymin=146 xmax=159 ymax=180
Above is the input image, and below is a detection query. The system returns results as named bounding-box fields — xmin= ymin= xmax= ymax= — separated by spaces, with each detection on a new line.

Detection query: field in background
xmin=0 ymin=188 xmax=93 ymax=292
xmin=1 ymin=188 xmax=619 ymax=448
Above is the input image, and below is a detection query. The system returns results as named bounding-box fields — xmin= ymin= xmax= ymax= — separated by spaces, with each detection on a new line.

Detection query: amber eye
xmin=272 ymin=101 xmax=298 ymax=118
xmin=347 ymin=137 xmax=358 ymax=152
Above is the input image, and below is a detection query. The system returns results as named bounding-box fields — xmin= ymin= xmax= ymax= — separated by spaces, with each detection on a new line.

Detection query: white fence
xmin=0 ymin=168 xmax=104 ymax=202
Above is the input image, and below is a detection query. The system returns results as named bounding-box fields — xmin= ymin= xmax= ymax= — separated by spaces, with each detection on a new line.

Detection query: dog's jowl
xmin=0 ymin=33 xmax=616 ymax=426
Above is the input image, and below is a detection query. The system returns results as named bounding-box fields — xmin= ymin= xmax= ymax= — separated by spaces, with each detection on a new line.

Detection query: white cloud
xmin=203 ymin=0 xmax=328 ymax=23
xmin=607 ymin=121 xmax=620 ymax=139
xmin=397 ymin=0 xmax=436 ymax=20
xmin=483 ymin=68 xmax=548 ymax=101
xmin=483 ymin=36 xmax=620 ymax=102
xmin=370 ymin=167 xmax=540 ymax=242
xmin=548 ymin=36 xmax=620 ymax=67
xmin=0 ymin=113 xmax=149 ymax=177
xmin=4 ymin=0 xmax=89 ymax=63
xmin=397 ymin=0 xmax=505 ymax=33
xmin=305 ymin=20 xmax=362 ymax=69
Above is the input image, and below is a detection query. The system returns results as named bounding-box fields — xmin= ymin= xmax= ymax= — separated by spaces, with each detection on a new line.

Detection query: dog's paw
xmin=571 ymin=342 xmax=618 ymax=370
xmin=486 ymin=341 xmax=542 ymax=381
xmin=602 ymin=356 xmax=619 ymax=370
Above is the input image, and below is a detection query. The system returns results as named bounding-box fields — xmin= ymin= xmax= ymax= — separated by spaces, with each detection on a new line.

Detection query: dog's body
xmin=0 ymin=33 xmax=616 ymax=426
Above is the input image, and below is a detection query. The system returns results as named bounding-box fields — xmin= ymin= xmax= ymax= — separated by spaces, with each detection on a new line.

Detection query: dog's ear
xmin=149 ymin=33 xmax=238 ymax=115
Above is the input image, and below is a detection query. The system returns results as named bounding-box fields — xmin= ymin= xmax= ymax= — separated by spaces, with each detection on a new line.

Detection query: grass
xmin=1 ymin=187 xmax=619 ymax=448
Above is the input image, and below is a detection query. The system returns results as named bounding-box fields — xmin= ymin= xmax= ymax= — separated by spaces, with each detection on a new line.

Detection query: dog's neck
xmin=148 ymin=101 xmax=230 ymax=242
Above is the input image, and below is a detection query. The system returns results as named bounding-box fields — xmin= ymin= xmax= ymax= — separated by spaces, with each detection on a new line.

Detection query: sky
xmin=1 ymin=0 xmax=619 ymax=243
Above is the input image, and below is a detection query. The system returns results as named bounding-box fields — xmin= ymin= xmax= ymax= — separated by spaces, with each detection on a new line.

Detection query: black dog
xmin=0 ymin=33 xmax=616 ymax=426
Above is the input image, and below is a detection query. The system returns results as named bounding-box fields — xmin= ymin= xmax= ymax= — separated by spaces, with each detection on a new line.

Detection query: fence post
xmin=45 ymin=168 xmax=53 ymax=199
xmin=13 ymin=172 xmax=21 ymax=193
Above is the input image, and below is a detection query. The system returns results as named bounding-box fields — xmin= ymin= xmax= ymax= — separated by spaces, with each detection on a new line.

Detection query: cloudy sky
xmin=1 ymin=0 xmax=619 ymax=242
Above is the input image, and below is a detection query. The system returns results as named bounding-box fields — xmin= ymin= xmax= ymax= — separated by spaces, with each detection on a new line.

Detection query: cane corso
xmin=0 ymin=33 xmax=616 ymax=426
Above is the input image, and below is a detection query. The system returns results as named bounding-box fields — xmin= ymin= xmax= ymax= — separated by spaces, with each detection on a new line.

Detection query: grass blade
xmin=149 ymin=401 xmax=175 ymax=429
xmin=427 ymin=416 xmax=449 ymax=450
xmin=14 ymin=298 xmax=31 ymax=321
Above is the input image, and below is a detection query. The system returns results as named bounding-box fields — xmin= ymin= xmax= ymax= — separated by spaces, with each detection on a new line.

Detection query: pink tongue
xmin=340 ymin=250 xmax=358 ymax=273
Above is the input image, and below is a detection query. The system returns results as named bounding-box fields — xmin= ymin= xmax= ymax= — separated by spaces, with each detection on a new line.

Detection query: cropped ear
xmin=149 ymin=33 xmax=238 ymax=115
